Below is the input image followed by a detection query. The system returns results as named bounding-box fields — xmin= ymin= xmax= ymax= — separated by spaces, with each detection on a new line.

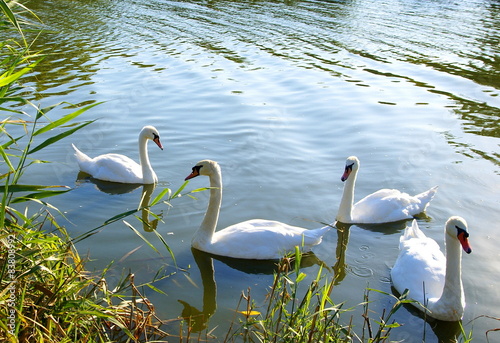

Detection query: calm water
xmin=12 ymin=0 xmax=500 ymax=341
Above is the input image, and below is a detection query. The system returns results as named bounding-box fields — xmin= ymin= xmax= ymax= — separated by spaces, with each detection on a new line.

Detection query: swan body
xmin=391 ymin=217 xmax=472 ymax=321
xmin=336 ymin=156 xmax=438 ymax=224
xmin=72 ymin=126 xmax=163 ymax=184
xmin=185 ymin=160 xmax=329 ymax=260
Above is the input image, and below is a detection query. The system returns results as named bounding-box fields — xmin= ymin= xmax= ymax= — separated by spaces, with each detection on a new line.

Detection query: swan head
xmin=341 ymin=156 xmax=359 ymax=182
xmin=185 ymin=160 xmax=220 ymax=180
xmin=446 ymin=216 xmax=472 ymax=254
xmin=140 ymin=126 xmax=163 ymax=150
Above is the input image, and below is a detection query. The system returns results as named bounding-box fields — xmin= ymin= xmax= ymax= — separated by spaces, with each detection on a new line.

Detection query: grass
xmin=0 ymin=2 xmax=177 ymax=341
xmin=219 ymin=247 xmax=411 ymax=343
xmin=1 ymin=212 xmax=171 ymax=342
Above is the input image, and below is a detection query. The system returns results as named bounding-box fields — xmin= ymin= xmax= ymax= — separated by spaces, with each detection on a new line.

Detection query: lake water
xmin=11 ymin=0 xmax=500 ymax=341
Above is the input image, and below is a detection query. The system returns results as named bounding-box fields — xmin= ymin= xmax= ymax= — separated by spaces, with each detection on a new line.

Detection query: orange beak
xmin=458 ymin=231 xmax=472 ymax=254
xmin=153 ymin=137 xmax=163 ymax=150
xmin=185 ymin=169 xmax=200 ymax=181
xmin=341 ymin=167 xmax=351 ymax=182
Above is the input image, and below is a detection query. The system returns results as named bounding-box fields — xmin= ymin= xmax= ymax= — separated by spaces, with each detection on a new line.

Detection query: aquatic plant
xmin=217 ymin=247 xmax=408 ymax=343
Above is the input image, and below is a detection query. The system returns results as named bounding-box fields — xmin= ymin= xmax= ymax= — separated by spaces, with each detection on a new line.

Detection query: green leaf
xmin=11 ymin=190 xmax=70 ymax=203
xmin=170 ymin=180 xmax=189 ymax=199
xmin=190 ymin=186 xmax=214 ymax=193
xmin=124 ymin=220 xmax=159 ymax=254
xmin=150 ymin=188 xmax=171 ymax=206
xmin=296 ymin=272 xmax=307 ymax=283
xmin=35 ymin=102 xmax=64 ymax=121
xmin=0 ymin=58 xmax=42 ymax=87
xmin=1 ymin=134 xmax=25 ymax=150
xmin=0 ymin=144 xmax=15 ymax=172
xmin=152 ymin=229 xmax=176 ymax=266
xmin=104 ymin=209 xmax=138 ymax=225
xmin=383 ymin=322 xmax=402 ymax=328
xmin=0 ymin=184 xmax=68 ymax=193
xmin=28 ymin=120 xmax=95 ymax=154
xmin=0 ymin=0 xmax=21 ymax=33
xmin=33 ymin=102 xmax=103 ymax=136
xmin=146 ymin=283 xmax=167 ymax=295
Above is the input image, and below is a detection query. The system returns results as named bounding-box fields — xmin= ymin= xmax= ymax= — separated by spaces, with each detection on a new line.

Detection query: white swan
xmin=391 ymin=217 xmax=472 ymax=321
xmin=336 ymin=156 xmax=438 ymax=224
xmin=72 ymin=126 xmax=163 ymax=184
xmin=184 ymin=160 xmax=330 ymax=260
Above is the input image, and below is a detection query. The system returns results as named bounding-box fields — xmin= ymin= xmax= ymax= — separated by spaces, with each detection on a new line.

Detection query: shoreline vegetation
xmin=1 ymin=1 xmax=496 ymax=342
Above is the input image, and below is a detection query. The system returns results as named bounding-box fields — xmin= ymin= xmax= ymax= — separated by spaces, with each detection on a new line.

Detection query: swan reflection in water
xmin=76 ymin=171 xmax=142 ymax=194
xmin=75 ymin=173 xmax=161 ymax=231
xmin=332 ymin=220 xmax=409 ymax=285
xmin=177 ymin=248 xmax=326 ymax=333
xmin=138 ymin=183 xmax=160 ymax=232
xmin=332 ymin=222 xmax=350 ymax=285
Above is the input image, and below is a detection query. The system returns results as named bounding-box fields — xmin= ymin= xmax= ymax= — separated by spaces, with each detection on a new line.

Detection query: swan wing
xmin=210 ymin=219 xmax=328 ymax=259
xmin=352 ymin=187 xmax=437 ymax=223
xmin=391 ymin=222 xmax=445 ymax=304
xmin=85 ymin=153 xmax=143 ymax=183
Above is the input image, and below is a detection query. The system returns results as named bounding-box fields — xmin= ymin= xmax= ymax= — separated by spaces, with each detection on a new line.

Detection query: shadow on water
xmin=355 ymin=219 xmax=411 ymax=235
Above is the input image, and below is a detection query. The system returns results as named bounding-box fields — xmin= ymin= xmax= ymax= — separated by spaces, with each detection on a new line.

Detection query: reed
xmin=219 ymin=247 xmax=410 ymax=343
xmin=0 ymin=3 xmax=173 ymax=341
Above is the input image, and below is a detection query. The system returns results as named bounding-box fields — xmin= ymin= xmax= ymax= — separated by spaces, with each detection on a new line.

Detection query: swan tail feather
xmin=72 ymin=144 xmax=89 ymax=161
xmin=400 ymin=220 xmax=426 ymax=247
xmin=415 ymin=186 xmax=438 ymax=209
xmin=304 ymin=226 xmax=330 ymax=245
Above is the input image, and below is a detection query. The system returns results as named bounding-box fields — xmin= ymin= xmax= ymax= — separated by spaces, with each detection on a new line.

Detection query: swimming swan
xmin=184 ymin=160 xmax=330 ymax=260
xmin=391 ymin=217 xmax=472 ymax=321
xmin=72 ymin=126 xmax=163 ymax=184
xmin=336 ymin=156 xmax=438 ymax=224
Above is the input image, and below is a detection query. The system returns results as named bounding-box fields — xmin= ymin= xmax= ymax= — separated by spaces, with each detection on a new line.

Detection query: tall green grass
xmin=0 ymin=2 xmax=175 ymax=341
xmin=221 ymin=247 xmax=410 ymax=343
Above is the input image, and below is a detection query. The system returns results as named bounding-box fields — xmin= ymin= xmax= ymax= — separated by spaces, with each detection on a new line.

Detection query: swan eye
xmin=153 ymin=133 xmax=159 ymax=140
xmin=456 ymin=226 xmax=469 ymax=238
xmin=345 ymin=163 xmax=354 ymax=171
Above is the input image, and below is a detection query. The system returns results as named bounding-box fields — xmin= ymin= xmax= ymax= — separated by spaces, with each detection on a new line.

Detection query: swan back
xmin=391 ymin=217 xmax=472 ymax=321
xmin=392 ymin=220 xmax=446 ymax=301
xmin=210 ymin=220 xmax=330 ymax=260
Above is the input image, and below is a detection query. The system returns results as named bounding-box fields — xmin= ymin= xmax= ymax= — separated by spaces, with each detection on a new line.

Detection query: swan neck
xmin=194 ymin=170 xmax=222 ymax=247
xmin=139 ymin=135 xmax=154 ymax=183
xmin=337 ymin=171 xmax=356 ymax=223
xmin=437 ymin=233 xmax=464 ymax=305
